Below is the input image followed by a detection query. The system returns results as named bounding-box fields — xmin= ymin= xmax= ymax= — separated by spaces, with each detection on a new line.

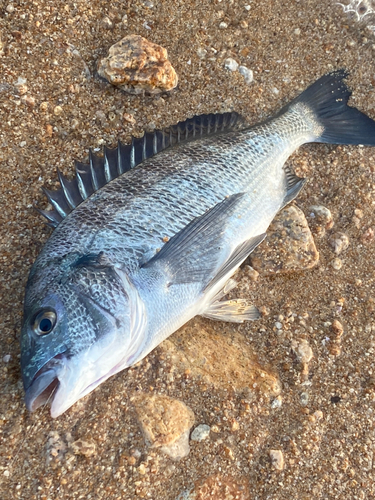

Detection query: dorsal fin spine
xmin=142 ymin=135 xmax=146 ymax=161
xmin=103 ymin=148 xmax=112 ymax=182
xmin=42 ymin=187 xmax=68 ymax=218
xmin=130 ymin=139 xmax=135 ymax=168
xmin=89 ymin=150 xmax=99 ymax=191
xmin=57 ymin=169 xmax=76 ymax=210
xmin=75 ymin=170 xmax=88 ymax=200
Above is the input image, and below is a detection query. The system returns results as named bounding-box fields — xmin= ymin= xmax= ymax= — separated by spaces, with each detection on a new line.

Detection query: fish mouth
xmin=25 ymin=354 xmax=66 ymax=413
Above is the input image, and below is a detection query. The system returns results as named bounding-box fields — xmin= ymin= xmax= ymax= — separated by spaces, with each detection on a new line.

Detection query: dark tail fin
xmin=286 ymin=69 xmax=375 ymax=146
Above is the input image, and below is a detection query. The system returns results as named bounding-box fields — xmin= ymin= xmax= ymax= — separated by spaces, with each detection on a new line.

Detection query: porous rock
xmin=161 ymin=324 xmax=281 ymax=396
xmin=250 ymin=205 xmax=319 ymax=274
xmin=97 ymin=34 xmax=178 ymax=94
xmin=133 ymin=393 xmax=195 ymax=459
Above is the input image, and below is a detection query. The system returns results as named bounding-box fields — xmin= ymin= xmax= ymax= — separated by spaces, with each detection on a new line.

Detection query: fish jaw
xmin=24 ymin=353 xmax=66 ymax=413
xmin=48 ymin=327 xmax=146 ymax=417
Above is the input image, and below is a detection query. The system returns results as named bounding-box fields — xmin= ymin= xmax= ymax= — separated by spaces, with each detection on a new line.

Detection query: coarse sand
xmin=0 ymin=1 xmax=375 ymax=499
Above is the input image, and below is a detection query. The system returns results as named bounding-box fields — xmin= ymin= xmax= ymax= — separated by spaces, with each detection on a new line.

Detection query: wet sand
xmin=1 ymin=1 xmax=375 ymax=498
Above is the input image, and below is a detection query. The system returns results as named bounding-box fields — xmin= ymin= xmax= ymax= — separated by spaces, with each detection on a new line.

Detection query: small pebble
xmin=292 ymin=339 xmax=313 ymax=364
xmin=238 ymin=65 xmax=253 ymax=84
xmin=270 ymin=449 xmax=284 ymax=470
xmin=329 ymin=232 xmax=349 ymax=255
xmin=54 ymin=105 xmax=63 ymax=116
xmin=331 ymin=319 xmax=344 ymax=339
xmin=3 ymin=354 xmax=11 ymax=363
xmin=102 ymin=16 xmax=113 ymax=29
xmin=196 ymin=47 xmax=207 ymax=59
xmin=6 ymin=4 xmax=14 ymax=13
xmin=219 ymin=22 xmax=228 ymax=29
xmin=224 ymin=58 xmax=238 ymax=72
xmin=300 ymin=392 xmax=309 ymax=406
xmin=39 ymin=101 xmax=48 ymax=112
xmin=331 ymin=258 xmax=342 ymax=270
xmin=244 ymin=265 xmax=259 ymax=281
xmin=191 ymin=424 xmax=210 ymax=442
xmin=71 ymin=439 xmax=97 ymax=457
xmin=271 ymin=396 xmax=282 ymax=409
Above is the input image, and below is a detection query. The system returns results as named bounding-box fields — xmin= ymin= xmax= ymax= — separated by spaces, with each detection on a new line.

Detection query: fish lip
xmin=24 ymin=354 xmax=66 ymax=413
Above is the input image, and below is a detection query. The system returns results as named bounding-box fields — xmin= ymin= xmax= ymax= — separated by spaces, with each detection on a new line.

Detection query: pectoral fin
xmin=202 ymin=278 xmax=260 ymax=323
xmin=142 ymin=193 xmax=246 ymax=286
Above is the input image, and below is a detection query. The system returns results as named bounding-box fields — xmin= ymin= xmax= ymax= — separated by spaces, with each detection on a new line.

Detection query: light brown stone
xmin=250 ymin=205 xmax=319 ymax=274
xmin=132 ymin=393 xmax=195 ymax=459
xmin=161 ymin=324 xmax=281 ymax=396
xmin=97 ymin=34 xmax=178 ymax=94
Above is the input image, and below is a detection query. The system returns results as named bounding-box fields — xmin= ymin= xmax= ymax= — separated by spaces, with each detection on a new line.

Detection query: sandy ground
xmin=1 ymin=0 xmax=375 ymax=498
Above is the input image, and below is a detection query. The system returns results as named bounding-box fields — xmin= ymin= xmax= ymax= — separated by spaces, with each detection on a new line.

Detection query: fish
xmin=20 ymin=70 xmax=375 ymax=417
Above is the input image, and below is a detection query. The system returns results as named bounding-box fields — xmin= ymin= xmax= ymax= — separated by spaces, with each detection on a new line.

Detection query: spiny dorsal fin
xmin=39 ymin=112 xmax=245 ymax=228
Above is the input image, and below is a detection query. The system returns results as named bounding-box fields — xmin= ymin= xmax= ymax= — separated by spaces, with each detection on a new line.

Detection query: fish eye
xmin=32 ymin=309 xmax=57 ymax=336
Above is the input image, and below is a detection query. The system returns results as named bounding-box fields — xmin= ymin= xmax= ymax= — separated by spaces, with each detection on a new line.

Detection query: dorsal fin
xmin=39 ymin=112 xmax=245 ymax=228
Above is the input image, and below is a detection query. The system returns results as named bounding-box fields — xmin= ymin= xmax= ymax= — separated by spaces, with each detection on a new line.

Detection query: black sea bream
xmin=21 ymin=71 xmax=375 ymax=417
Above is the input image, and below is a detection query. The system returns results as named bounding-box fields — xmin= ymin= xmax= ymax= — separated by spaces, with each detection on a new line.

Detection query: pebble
xmin=238 ymin=65 xmax=253 ymax=84
xmin=21 ymin=95 xmax=35 ymax=107
xmin=2 ymin=354 xmax=11 ymax=363
xmin=329 ymin=232 xmax=349 ymax=255
xmin=39 ymin=101 xmax=48 ymax=112
xmin=70 ymin=439 xmax=97 ymax=457
xmin=196 ymin=47 xmax=207 ymax=59
xmin=269 ymin=449 xmax=285 ymax=470
xmin=250 ymin=205 xmax=319 ymax=274
xmin=219 ymin=22 xmax=228 ymax=29
xmin=271 ymin=395 xmax=283 ymax=408
xmin=308 ymin=205 xmax=333 ymax=237
xmin=243 ymin=265 xmax=259 ymax=281
xmin=300 ymin=392 xmax=309 ymax=406
xmin=101 ymin=16 xmax=113 ymax=29
xmin=292 ymin=339 xmax=313 ymax=364
xmin=191 ymin=424 xmax=210 ymax=442
xmin=224 ymin=58 xmax=238 ymax=72
xmin=331 ymin=319 xmax=344 ymax=338
xmin=133 ymin=393 xmax=195 ymax=459
xmin=53 ymin=105 xmax=63 ymax=116
xmin=331 ymin=257 xmax=342 ymax=270
xmin=45 ymin=432 xmax=68 ymax=465
xmin=97 ymin=35 xmax=178 ymax=94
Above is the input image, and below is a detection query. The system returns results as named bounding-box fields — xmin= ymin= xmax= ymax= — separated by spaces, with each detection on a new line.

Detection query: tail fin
xmin=286 ymin=69 xmax=375 ymax=146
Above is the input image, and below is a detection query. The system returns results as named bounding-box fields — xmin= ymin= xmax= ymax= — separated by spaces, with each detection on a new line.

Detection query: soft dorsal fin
xmin=38 ymin=112 xmax=245 ymax=228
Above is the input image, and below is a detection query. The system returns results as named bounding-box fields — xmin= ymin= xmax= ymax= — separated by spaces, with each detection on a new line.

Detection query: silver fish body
xmin=21 ymin=71 xmax=375 ymax=417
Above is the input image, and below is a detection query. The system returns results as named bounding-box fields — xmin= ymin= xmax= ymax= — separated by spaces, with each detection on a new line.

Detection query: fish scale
xmin=21 ymin=70 xmax=375 ymax=417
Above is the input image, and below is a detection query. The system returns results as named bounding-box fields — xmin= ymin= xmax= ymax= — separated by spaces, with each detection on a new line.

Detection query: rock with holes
xmin=132 ymin=393 xmax=195 ymax=460
xmin=97 ymin=35 xmax=178 ymax=94
xmin=250 ymin=205 xmax=319 ymax=274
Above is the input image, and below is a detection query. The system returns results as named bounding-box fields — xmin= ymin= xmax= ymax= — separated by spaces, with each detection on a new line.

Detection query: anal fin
xmin=202 ymin=278 xmax=260 ymax=323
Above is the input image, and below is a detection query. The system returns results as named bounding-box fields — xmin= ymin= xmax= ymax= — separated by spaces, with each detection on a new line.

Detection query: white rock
xmin=224 ymin=58 xmax=238 ymax=72
xmin=239 ymin=65 xmax=254 ymax=84
xmin=270 ymin=449 xmax=285 ymax=470
xmin=191 ymin=424 xmax=210 ymax=442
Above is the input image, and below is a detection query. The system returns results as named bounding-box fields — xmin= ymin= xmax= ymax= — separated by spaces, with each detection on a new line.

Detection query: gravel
xmin=0 ymin=0 xmax=375 ymax=499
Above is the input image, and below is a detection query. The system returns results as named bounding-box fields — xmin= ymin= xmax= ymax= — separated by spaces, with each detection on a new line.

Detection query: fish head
xmin=21 ymin=252 xmax=147 ymax=418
